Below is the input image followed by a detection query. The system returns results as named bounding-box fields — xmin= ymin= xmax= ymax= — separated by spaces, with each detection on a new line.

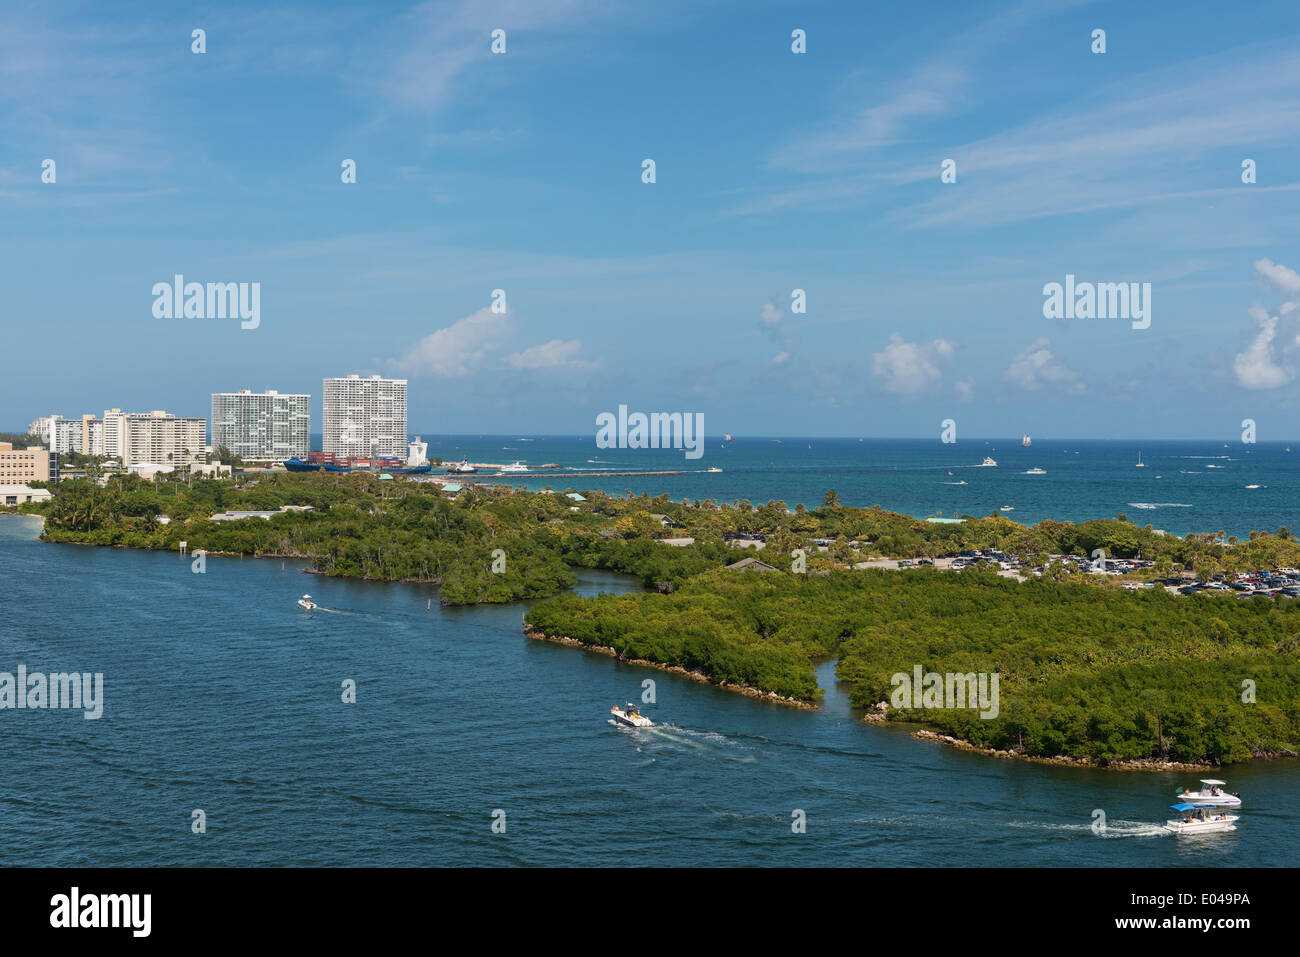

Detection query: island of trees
xmin=15 ymin=471 xmax=1300 ymax=765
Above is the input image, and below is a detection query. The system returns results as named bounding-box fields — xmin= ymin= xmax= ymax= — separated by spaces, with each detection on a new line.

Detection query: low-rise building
xmin=0 ymin=484 xmax=51 ymax=506
xmin=0 ymin=442 xmax=52 ymax=484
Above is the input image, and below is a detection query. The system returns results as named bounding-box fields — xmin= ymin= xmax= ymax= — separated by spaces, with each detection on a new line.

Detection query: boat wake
xmin=1127 ymin=502 xmax=1193 ymax=510
xmin=1008 ymin=820 xmax=1170 ymax=839
xmin=612 ymin=722 xmax=757 ymax=763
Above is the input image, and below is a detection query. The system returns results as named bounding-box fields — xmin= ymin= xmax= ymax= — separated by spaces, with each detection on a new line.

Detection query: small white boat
xmin=1000 ymin=505 xmax=1015 ymax=512
xmin=297 ymin=594 xmax=317 ymax=611
xmin=1136 ymin=452 xmax=1146 ymax=468
xmin=610 ymin=702 xmax=652 ymax=728
xmin=979 ymin=457 xmax=997 ymax=467
xmin=707 ymin=466 xmax=722 ymax=473
xmin=1022 ymin=434 xmax=1031 ymax=447
xmin=500 ymin=461 xmax=529 ymax=473
xmin=1024 ymin=467 xmax=1047 ymax=475
xmin=1176 ymin=779 xmax=1241 ymax=807
xmin=1245 ymin=484 xmax=1260 ymax=489
xmin=1164 ymin=803 xmax=1239 ymax=834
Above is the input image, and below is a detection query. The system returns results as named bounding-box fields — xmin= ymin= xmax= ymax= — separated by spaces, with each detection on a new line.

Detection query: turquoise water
xmin=1 ymin=514 xmax=1295 ymax=867
xmin=409 ymin=436 xmax=1297 ymax=540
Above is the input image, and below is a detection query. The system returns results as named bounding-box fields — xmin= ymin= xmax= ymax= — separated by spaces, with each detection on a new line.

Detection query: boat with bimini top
xmin=1164 ymin=803 xmax=1239 ymax=834
xmin=1176 ymin=779 xmax=1241 ymax=807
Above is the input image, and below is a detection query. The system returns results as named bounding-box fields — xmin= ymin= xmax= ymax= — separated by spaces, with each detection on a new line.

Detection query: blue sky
xmin=4 ymin=0 xmax=1300 ymax=439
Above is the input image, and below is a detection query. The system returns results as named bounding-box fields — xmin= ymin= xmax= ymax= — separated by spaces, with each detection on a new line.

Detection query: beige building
xmin=116 ymin=411 xmax=206 ymax=467
xmin=0 ymin=443 xmax=52 ymax=484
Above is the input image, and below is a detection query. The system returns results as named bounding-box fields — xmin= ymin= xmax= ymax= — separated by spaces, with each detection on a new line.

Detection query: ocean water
xmin=406 ymin=436 xmax=1298 ymax=541
xmin=1 ymin=513 xmax=1295 ymax=867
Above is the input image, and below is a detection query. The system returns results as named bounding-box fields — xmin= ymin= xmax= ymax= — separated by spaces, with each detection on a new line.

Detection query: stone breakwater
xmin=522 ymin=625 xmax=815 ymax=709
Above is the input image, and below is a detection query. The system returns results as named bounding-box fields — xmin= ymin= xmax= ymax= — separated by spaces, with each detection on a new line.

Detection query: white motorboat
xmin=1000 ymin=506 xmax=1015 ymax=512
xmin=1176 ymin=779 xmax=1241 ymax=807
xmin=297 ymin=594 xmax=317 ymax=611
xmin=500 ymin=461 xmax=529 ymax=473
xmin=707 ymin=466 xmax=723 ymax=472
xmin=1164 ymin=803 xmax=1239 ymax=834
xmin=1024 ymin=467 xmax=1047 ymax=475
xmin=610 ymin=702 xmax=652 ymax=728
xmin=979 ymin=457 xmax=997 ymax=467
xmin=447 ymin=460 xmax=478 ymax=474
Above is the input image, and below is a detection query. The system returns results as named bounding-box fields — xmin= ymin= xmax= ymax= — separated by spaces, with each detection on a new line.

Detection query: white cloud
xmin=871 ymin=333 xmax=954 ymax=394
xmin=389 ymin=307 xmax=512 ymax=377
xmin=1255 ymin=258 xmax=1300 ymax=298
xmin=504 ymin=339 xmax=598 ymax=370
xmin=759 ymin=302 xmax=784 ymax=327
xmin=1233 ymin=307 xmax=1288 ymax=390
xmin=1002 ymin=338 xmax=1081 ymax=392
xmin=772 ymin=351 xmax=790 ymax=365
xmin=1232 ymin=260 xmax=1300 ymax=389
xmin=955 ymin=379 xmax=974 ymax=403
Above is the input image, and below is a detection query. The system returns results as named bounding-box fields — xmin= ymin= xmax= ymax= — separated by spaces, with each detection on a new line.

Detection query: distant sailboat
xmin=1136 ymin=451 xmax=1146 ymax=468
xmin=1022 ymin=434 xmax=1031 ymax=447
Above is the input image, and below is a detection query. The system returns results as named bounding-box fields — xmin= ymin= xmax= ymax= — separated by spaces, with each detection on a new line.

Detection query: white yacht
xmin=1024 ymin=467 xmax=1047 ymax=475
xmin=1164 ymin=803 xmax=1239 ymax=835
xmin=500 ymin=461 xmax=529 ymax=473
xmin=979 ymin=457 xmax=997 ymax=467
xmin=297 ymin=594 xmax=317 ymax=611
xmin=1000 ymin=505 xmax=1015 ymax=512
xmin=609 ymin=702 xmax=652 ymax=728
xmin=1176 ymin=779 xmax=1241 ymax=807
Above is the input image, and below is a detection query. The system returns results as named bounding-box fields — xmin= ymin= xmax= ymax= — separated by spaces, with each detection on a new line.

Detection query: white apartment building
xmin=45 ymin=414 xmax=104 ymax=456
xmin=103 ymin=409 xmax=126 ymax=461
xmin=27 ymin=416 xmax=52 ymax=444
xmin=322 ymin=375 xmax=407 ymax=457
xmin=102 ymin=410 xmax=207 ymax=467
xmin=211 ymin=390 xmax=310 ymax=462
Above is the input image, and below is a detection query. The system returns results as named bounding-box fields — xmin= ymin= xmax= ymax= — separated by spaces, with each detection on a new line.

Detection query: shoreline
xmin=893 ymin=724 xmax=1296 ymax=771
xmin=523 ymin=625 xmax=816 ymax=709
xmin=905 ymin=728 xmax=1214 ymax=771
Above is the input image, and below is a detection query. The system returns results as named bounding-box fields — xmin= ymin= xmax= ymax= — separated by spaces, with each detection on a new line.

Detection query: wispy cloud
xmin=1003 ymin=338 xmax=1082 ymax=392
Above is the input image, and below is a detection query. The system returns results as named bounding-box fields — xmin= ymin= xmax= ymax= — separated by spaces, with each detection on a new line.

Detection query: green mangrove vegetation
xmin=21 ymin=470 xmax=1300 ymax=764
xmin=526 ymin=568 xmax=1300 ymax=765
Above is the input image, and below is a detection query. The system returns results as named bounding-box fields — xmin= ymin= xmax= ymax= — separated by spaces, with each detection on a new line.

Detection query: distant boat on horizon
xmin=1136 ymin=452 xmax=1146 ymax=468
xmin=1022 ymin=434 xmax=1031 ymax=447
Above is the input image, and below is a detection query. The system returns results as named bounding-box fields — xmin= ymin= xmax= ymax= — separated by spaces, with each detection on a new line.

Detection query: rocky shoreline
xmin=906 ymin=729 xmax=1215 ymax=771
xmin=522 ymin=626 xmax=816 ymax=709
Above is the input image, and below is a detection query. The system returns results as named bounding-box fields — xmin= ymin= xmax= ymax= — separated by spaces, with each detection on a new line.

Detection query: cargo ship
xmin=284 ymin=438 xmax=432 ymax=474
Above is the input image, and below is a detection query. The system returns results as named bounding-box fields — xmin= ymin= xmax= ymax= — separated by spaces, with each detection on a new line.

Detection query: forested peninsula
xmin=20 ymin=472 xmax=1300 ymax=765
